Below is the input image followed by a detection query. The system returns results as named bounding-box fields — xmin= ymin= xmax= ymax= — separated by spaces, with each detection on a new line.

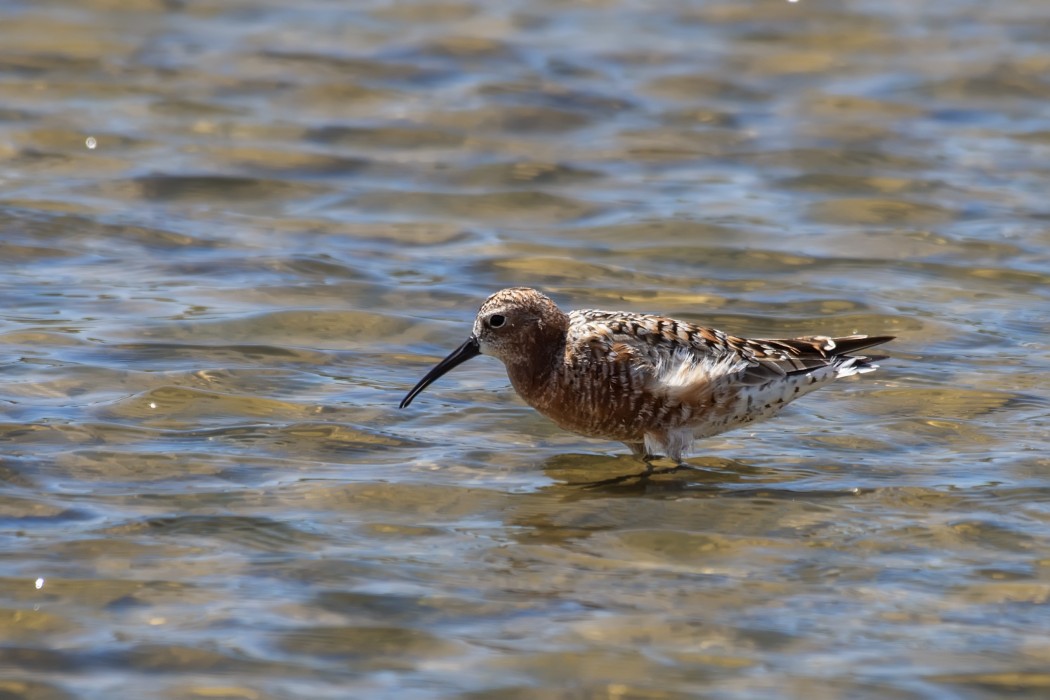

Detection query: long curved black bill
xmin=399 ymin=337 xmax=481 ymax=408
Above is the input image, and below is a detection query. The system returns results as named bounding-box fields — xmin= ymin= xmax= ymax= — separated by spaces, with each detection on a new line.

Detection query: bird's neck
xmin=505 ymin=319 xmax=568 ymax=407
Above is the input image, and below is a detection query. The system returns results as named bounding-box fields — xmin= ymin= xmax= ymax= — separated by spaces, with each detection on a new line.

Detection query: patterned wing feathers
xmin=568 ymin=310 xmax=893 ymax=385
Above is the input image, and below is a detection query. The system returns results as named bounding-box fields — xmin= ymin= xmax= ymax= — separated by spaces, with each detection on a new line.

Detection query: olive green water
xmin=2 ymin=1 xmax=1049 ymax=698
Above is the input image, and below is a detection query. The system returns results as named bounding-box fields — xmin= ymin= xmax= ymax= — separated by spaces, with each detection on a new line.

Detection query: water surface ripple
xmin=1 ymin=1 xmax=1049 ymax=698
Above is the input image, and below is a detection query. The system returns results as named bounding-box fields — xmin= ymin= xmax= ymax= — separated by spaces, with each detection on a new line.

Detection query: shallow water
xmin=2 ymin=0 xmax=1049 ymax=698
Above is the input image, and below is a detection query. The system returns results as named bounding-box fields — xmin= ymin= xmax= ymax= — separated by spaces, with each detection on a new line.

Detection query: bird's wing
xmin=565 ymin=310 xmax=748 ymax=384
xmin=568 ymin=310 xmax=893 ymax=387
xmin=725 ymin=334 xmax=895 ymax=383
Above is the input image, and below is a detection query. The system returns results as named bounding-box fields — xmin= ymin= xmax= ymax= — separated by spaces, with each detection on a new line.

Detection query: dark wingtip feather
xmin=739 ymin=334 xmax=895 ymax=383
xmin=828 ymin=335 xmax=895 ymax=356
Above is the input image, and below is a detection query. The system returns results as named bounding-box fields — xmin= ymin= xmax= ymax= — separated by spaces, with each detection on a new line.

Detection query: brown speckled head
xmin=398 ymin=288 xmax=568 ymax=409
xmin=473 ymin=287 xmax=568 ymax=366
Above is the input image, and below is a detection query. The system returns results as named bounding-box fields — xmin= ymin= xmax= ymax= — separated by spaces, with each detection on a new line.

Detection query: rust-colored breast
xmin=507 ymin=326 xmax=673 ymax=442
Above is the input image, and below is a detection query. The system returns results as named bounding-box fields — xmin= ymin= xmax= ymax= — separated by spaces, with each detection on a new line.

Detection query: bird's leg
xmin=625 ymin=442 xmax=659 ymax=476
xmin=573 ymin=446 xmax=683 ymax=489
xmin=625 ymin=441 xmax=647 ymax=461
xmin=642 ymin=456 xmax=660 ymax=476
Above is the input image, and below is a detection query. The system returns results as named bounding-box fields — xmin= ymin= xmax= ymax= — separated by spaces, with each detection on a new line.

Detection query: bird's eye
xmin=488 ymin=314 xmax=506 ymax=328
